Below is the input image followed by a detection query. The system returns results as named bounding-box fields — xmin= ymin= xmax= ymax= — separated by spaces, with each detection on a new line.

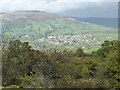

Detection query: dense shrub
xmin=2 ymin=40 xmax=119 ymax=88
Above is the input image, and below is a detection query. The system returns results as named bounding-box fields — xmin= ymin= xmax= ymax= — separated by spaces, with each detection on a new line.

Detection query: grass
xmin=2 ymin=19 xmax=118 ymax=52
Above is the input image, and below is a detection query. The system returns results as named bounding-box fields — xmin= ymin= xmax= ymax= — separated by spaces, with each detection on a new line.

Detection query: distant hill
xmin=1 ymin=11 xmax=118 ymax=52
xmin=72 ymin=17 xmax=118 ymax=29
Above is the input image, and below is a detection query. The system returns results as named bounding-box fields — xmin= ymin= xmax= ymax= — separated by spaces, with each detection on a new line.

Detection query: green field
xmin=1 ymin=11 xmax=118 ymax=52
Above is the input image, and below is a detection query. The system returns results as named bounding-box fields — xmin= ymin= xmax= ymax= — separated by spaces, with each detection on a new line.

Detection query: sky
xmin=0 ymin=0 xmax=119 ymax=17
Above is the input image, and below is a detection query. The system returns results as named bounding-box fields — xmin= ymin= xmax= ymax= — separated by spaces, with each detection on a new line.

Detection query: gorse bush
xmin=2 ymin=40 xmax=119 ymax=88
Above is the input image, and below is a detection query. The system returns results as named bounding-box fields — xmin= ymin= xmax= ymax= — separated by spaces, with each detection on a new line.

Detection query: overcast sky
xmin=0 ymin=0 xmax=119 ymax=17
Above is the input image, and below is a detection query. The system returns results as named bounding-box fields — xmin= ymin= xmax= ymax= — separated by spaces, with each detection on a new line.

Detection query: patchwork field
xmin=1 ymin=11 xmax=118 ymax=52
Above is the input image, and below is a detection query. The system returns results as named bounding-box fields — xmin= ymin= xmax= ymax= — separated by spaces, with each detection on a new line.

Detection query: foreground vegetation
xmin=2 ymin=40 xmax=120 ymax=89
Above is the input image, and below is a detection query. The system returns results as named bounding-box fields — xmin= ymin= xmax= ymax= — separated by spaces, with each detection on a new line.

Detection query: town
xmin=34 ymin=34 xmax=104 ymax=49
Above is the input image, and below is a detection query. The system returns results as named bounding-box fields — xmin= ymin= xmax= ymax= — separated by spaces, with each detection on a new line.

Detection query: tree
xmin=2 ymin=40 xmax=32 ymax=86
xmin=75 ymin=48 xmax=84 ymax=57
xmin=93 ymin=40 xmax=120 ymax=88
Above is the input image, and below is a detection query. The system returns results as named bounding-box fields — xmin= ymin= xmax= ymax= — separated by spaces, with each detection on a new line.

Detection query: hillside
xmin=73 ymin=17 xmax=118 ymax=29
xmin=1 ymin=11 xmax=118 ymax=52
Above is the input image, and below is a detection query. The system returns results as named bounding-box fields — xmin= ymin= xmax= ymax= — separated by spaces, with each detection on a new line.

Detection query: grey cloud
xmin=59 ymin=2 xmax=118 ymax=17
xmin=0 ymin=0 xmax=118 ymax=17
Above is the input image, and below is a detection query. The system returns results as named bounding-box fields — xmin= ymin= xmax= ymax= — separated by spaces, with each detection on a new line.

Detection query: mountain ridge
xmin=72 ymin=17 xmax=118 ymax=28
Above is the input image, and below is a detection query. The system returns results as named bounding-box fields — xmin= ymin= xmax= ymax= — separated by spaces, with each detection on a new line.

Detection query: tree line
xmin=2 ymin=40 xmax=120 ymax=89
